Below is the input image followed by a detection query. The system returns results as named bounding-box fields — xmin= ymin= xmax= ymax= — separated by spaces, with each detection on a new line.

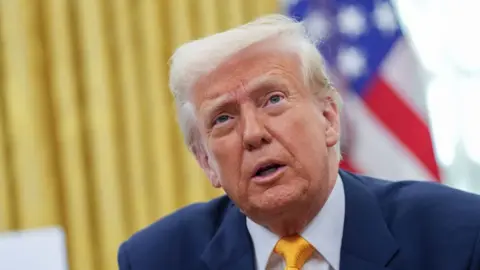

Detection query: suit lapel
xmin=201 ymin=202 xmax=255 ymax=270
xmin=339 ymin=170 xmax=399 ymax=270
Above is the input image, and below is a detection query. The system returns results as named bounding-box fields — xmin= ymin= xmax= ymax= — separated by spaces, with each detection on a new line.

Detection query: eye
xmin=212 ymin=114 xmax=232 ymax=126
xmin=265 ymin=93 xmax=285 ymax=106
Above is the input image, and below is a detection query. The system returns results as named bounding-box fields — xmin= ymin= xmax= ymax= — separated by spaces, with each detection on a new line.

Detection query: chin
xmin=245 ymin=184 xmax=308 ymax=220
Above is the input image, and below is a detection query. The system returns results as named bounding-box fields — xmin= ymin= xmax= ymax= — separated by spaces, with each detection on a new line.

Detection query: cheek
xmin=209 ymin=134 xmax=243 ymax=182
xmin=269 ymin=107 xmax=327 ymax=173
xmin=270 ymin=107 xmax=326 ymax=147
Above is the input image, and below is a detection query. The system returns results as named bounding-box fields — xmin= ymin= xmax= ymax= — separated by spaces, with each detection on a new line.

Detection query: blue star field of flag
xmin=286 ymin=0 xmax=403 ymax=97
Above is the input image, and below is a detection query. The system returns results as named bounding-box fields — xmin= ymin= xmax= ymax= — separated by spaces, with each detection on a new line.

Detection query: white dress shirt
xmin=246 ymin=174 xmax=345 ymax=270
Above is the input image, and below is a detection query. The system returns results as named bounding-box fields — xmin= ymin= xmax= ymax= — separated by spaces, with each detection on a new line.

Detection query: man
xmin=117 ymin=14 xmax=480 ymax=270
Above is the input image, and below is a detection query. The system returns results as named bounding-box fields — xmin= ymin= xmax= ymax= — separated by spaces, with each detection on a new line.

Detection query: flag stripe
xmin=380 ymin=38 xmax=429 ymax=121
xmin=362 ymin=75 xmax=440 ymax=180
xmin=339 ymin=158 xmax=360 ymax=174
xmin=346 ymin=93 xmax=435 ymax=181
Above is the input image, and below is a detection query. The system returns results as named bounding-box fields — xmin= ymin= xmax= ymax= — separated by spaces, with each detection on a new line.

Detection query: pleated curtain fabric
xmin=0 ymin=1 xmax=278 ymax=270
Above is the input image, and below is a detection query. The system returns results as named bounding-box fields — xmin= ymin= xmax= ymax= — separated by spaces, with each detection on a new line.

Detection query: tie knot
xmin=274 ymin=234 xmax=314 ymax=269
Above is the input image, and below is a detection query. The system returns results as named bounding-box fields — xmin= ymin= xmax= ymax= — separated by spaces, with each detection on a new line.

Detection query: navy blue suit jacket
xmin=117 ymin=170 xmax=480 ymax=270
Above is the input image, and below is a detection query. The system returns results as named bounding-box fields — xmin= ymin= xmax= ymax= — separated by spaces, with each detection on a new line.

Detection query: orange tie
xmin=274 ymin=234 xmax=315 ymax=270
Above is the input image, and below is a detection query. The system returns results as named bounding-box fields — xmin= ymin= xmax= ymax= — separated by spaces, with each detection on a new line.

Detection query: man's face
xmin=193 ymin=43 xmax=340 ymax=222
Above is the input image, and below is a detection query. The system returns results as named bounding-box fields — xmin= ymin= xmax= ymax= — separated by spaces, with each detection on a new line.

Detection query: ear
xmin=323 ymin=96 xmax=340 ymax=148
xmin=192 ymin=144 xmax=221 ymax=188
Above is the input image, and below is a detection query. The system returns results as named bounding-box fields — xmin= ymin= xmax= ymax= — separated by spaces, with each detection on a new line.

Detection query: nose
xmin=241 ymin=107 xmax=271 ymax=151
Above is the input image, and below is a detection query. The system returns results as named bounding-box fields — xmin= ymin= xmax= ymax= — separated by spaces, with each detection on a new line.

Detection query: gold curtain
xmin=0 ymin=1 xmax=278 ymax=270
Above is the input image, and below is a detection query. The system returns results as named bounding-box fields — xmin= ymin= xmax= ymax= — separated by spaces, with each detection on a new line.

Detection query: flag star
xmin=305 ymin=11 xmax=330 ymax=40
xmin=373 ymin=2 xmax=398 ymax=34
xmin=337 ymin=5 xmax=367 ymax=38
xmin=280 ymin=0 xmax=299 ymax=7
xmin=287 ymin=0 xmax=299 ymax=6
xmin=337 ymin=47 xmax=367 ymax=78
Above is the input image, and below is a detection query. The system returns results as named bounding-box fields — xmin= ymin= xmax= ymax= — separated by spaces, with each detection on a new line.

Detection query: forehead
xmin=192 ymin=43 xmax=302 ymax=106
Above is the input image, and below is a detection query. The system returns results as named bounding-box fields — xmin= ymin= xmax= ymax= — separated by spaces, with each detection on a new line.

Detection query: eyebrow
xmin=201 ymin=75 xmax=286 ymax=118
xmin=244 ymin=74 xmax=282 ymax=92
xmin=201 ymin=94 xmax=235 ymax=119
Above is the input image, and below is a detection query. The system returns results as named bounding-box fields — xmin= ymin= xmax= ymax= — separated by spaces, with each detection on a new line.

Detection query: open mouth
xmin=254 ymin=163 xmax=286 ymax=178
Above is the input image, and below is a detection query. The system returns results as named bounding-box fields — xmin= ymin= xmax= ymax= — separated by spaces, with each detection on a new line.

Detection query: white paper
xmin=0 ymin=226 xmax=69 ymax=270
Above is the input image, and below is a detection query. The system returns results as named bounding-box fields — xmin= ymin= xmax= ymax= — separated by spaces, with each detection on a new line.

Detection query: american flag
xmin=285 ymin=0 xmax=441 ymax=182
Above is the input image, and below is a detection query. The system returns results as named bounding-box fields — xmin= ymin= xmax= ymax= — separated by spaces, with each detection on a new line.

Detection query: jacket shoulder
xmin=118 ymin=195 xmax=232 ymax=269
xmin=350 ymin=172 xmax=480 ymax=245
xmin=348 ymin=172 xmax=480 ymax=268
xmin=351 ymin=172 xmax=480 ymax=223
xmin=358 ymin=174 xmax=480 ymax=224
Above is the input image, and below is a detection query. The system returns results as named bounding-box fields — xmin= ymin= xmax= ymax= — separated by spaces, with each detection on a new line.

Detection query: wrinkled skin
xmin=192 ymin=41 xmax=340 ymax=235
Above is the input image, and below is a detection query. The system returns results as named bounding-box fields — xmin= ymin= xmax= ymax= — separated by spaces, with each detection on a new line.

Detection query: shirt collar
xmin=246 ymin=174 xmax=345 ymax=270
